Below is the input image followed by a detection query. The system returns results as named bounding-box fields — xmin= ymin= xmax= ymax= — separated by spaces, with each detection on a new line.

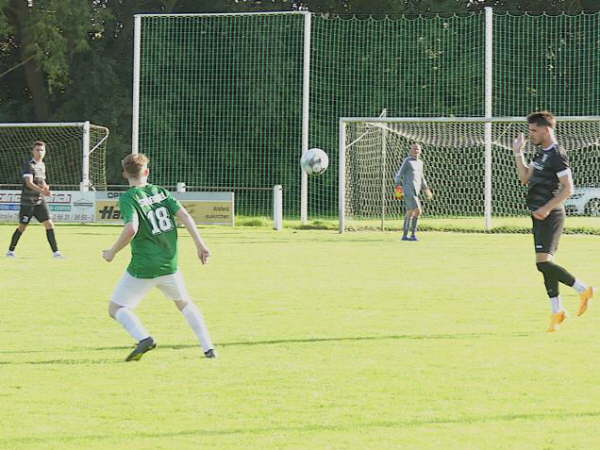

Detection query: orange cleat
xmin=547 ymin=310 xmax=567 ymax=332
xmin=577 ymin=287 xmax=594 ymax=317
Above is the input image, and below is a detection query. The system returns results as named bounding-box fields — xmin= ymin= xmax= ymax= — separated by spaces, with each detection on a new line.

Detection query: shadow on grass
xmin=0 ymin=332 xmax=530 ymax=365
xmin=0 ymin=358 xmax=118 ymax=365
xmin=3 ymin=410 xmax=600 ymax=444
xmin=97 ymin=331 xmax=530 ymax=351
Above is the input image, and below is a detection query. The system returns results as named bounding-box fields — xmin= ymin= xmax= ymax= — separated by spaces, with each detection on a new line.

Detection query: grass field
xmin=2 ymin=223 xmax=600 ymax=449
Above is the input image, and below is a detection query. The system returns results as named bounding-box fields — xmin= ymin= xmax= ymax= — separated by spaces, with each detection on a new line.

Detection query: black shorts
xmin=19 ymin=202 xmax=50 ymax=224
xmin=532 ymin=208 xmax=564 ymax=255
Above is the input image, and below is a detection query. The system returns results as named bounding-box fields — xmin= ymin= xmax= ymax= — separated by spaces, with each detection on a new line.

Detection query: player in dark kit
xmin=512 ymin=111 xmax=593 ymax=332
xmin=6 ymin=141 xmax=63 ymax=258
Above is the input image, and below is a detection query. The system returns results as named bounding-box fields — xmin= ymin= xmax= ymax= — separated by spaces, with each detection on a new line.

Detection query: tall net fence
xmin=340 ymin=118 xmax=600 ymax=232
xmin=137 ymin=13 xmax=304 ymax=216
xmin=135 ymin=11 xmax=600 ymax=223
xmin=0 ymin=124 xmax=109 ymax=190
xmin=309 ymin=14 xmax=485 ymax=217
xmin=494 ymin=13 xmax=600 ymax=116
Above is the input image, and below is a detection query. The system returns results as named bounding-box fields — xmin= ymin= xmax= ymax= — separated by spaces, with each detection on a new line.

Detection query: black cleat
xmin=125 ymin=337 xmax=156 ymax=362
xmin=204 ymin=349 xmax=217 ymax=359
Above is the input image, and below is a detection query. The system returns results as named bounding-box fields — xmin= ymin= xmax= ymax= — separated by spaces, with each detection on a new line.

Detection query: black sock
xmin=536 ymin=262 xmax=559 ymax=297
xmin=541 ymin=261 xmax=576 ymax=287
xmin=9 ymin=229 xmax=22 ymax=251
xmin=402 ymin=216 xmax=411 ymax=237
xmin=46 ymin=229 xmax=58 ymax=252
xmin=410 ymin=216 xmax=419 ymax=236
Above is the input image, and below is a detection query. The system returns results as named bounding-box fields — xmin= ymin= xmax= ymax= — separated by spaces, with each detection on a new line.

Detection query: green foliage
xmin=0 ymin=0 xmax=11 ymax=37
xmin=468 ymin=0 xmax=600 ymax=14
xmin=2 ymin=0 xmax=600 ymax=191
xmin=28 ymin=0 xmax=94 ymax=90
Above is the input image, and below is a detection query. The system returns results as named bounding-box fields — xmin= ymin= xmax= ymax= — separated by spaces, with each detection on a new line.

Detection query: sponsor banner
xmin=0 ymin=190 xmax=95 ymax=223
xmin=0 ymin=190 xmax=234 ymax=225
xmin=181 ymin=201 xmax=234 ymax=225
xmin=95 ymin=191 xmax=234 ymax=225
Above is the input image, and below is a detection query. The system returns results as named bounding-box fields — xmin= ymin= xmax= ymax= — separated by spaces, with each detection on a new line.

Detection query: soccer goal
xmin=338 ymin=116 xmax=600 ymax=233
xmin=0 ymin=122 xmax=109 ymax=191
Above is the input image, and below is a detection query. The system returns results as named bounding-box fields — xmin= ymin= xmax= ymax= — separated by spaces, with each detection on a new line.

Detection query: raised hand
xmin=513 ymin=133 xmax=526 ymax=155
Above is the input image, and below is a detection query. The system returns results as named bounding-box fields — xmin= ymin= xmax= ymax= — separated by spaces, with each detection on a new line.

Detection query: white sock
xmin=182 ymin=302 xmax=213 ymax=352
xmin=115 ymin=308 xmax=150 ymax=342
xmin=550 ymin=296 xmax=563 ymax=314
xmin=572 ymin=279 xmax=588 ymax=294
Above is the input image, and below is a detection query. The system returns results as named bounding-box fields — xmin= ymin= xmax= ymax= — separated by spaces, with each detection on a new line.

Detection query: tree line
xmin=1 ymin=0 xmax=599 ymax=184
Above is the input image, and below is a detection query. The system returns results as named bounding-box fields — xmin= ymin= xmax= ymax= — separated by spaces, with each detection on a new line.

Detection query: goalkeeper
xmin=394 ymin=143 xmax=432 ymax=241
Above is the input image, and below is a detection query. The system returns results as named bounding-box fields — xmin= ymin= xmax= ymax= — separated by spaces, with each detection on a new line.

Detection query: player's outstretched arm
xmin=513 ymin=133 xmax=533 ymax=185
xmin=176 ymin=208 xmax=211 ymax=264
xmin=102 ymin=222 xmax=137 ymax=262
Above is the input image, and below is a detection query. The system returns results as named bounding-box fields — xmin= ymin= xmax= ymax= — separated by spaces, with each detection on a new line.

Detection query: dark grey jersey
xmin=394 ymin=156 xmax=429 ymax=195
xmin=526 ymin=144 xmax=570 ymax=211
xmin=21 ymin=159 xmax=46 ymax=206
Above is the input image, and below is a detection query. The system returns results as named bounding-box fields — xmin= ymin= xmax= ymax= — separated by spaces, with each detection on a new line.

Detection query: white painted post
xmin=132 ymin=15 xmax=142 ymax=155
xmin=300 ymin=12 xmax=311 ymax=224
xmin=339 ymin=119 xmax=346 ymax=233
xmin=273 ymin=185 xmax=283 ymax=231
xmin=81 ymin=121 xmax=90 ymax=192
xmin=484 ymin=7 xmax=493 ymax=231
xmin=380 ymin=109 xmax=387 ymax=231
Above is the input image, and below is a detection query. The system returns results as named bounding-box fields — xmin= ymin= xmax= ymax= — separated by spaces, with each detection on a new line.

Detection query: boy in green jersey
xmin=102 ymin=153 xmax=215 ymax=361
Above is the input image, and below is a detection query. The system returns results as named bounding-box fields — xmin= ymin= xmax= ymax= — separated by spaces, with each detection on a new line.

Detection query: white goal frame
xmin=0 ymin=121 xmax=110 ymax=192
xmin=338 ymin=115 xmax=600 ymax=233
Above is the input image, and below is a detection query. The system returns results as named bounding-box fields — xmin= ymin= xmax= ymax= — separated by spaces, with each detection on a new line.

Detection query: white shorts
xmin=111 ymin=270 xmax=191 ymax=308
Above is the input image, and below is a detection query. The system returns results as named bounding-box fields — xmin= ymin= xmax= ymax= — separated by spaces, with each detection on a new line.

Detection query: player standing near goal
xmin=6 ymin=141 xmax=63 ymax=258
xmin=394 ymin=143 xmax=433 ymax=241
xmin=512 ymin=111 xmax=593 ymax=332
xmin=102 ymin=153 xmax=216 ymax=361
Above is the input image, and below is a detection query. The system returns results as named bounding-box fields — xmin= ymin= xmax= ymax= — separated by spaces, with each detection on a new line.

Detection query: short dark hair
xmin=527 ymin=111 xmax=556 ymax=129
xmin=33 ymin=140 xmax=46 ymax=149
xmin=122 ymin=153 xmax=149 ymax=177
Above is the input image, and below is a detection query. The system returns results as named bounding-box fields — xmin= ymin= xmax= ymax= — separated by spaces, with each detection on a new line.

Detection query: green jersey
xmin=119 ymin=184 xmax=182 ymax=279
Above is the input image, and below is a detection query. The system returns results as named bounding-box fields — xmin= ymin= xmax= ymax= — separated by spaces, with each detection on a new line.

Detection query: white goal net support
xmin=339 ymin=116 xmax=600 ymax=233
xmin=0 ymin=122 xmax=109 ymax=191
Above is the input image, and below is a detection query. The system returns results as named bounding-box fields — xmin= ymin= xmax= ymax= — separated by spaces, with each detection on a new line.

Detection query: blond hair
xmin=122 ymin=153 xmax=149 ymax=178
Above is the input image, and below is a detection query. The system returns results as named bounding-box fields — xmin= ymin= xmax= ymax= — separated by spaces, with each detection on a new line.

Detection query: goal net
xmin=0 ymin=122 xmax=109 ymax=191
xmin=339 ymin=116 xmax=600 ymax=233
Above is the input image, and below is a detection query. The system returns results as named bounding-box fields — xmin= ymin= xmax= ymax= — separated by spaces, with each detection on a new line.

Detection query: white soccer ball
xmin=300 ymin=148 xmax=329 ymax=176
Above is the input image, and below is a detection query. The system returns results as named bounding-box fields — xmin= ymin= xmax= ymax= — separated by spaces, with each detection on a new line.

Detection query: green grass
xmin=240 ymin=214 xmax=600 ymax=234
xmin=378 ymin=215 xmax=600 ymax=234
xmin=2 ymin=224 xmax=600 ymax=449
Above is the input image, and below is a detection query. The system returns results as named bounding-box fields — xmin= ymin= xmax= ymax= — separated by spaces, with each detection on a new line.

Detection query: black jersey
xmin=21 ymin=159 xmax=47 ymax=206
xmin=526 ymin=144 xmax=570 ymax=211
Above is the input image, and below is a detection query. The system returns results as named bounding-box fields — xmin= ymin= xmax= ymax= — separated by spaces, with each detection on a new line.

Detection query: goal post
xmin=339 ymin=116 xmax=600 ymax=233
xmin=0 ymin=122 xmax=109 ymax=192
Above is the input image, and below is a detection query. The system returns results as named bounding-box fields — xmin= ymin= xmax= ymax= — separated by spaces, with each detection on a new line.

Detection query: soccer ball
xmin=300 ymin=148 xmax=329 ymax=176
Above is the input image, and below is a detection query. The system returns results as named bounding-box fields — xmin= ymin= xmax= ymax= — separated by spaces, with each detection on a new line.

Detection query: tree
xmin=467 ymin=0 xmax=600 ymax=14
xmin=0 ymin=0 xmax=104 ymax=121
